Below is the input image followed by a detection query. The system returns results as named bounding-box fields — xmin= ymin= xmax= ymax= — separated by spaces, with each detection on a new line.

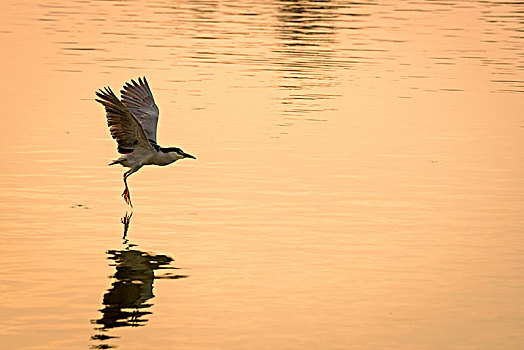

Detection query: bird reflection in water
xmin=91 ymin=212 xmax=187 ymax=349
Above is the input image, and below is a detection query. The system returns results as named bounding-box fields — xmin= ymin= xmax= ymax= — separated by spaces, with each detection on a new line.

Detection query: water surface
xmin=1 ymin=0 xmax=523 ymax=349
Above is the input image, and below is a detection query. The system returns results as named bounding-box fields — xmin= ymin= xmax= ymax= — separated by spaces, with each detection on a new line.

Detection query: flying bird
xmin=95 ymin=77 xmax=195 ymax=207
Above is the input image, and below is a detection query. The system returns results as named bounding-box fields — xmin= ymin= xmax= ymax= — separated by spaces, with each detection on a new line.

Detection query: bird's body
xmin=96 ymin=77 xmax=195 ymax=206
xmin=110 ymin=146 xmax=185 ymax=167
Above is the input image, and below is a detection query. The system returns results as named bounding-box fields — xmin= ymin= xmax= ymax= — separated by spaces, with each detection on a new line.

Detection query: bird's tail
xmin=108 ymin=157 xmax=124 ymax=166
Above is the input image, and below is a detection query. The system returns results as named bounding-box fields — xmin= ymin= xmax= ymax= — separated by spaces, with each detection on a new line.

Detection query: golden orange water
xmin=1 ymin=1 xmax=523 ymax=349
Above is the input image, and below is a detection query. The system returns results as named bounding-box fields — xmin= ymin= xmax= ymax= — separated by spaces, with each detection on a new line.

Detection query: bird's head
xmin=160 ymin=147 xmax=196 ymax=160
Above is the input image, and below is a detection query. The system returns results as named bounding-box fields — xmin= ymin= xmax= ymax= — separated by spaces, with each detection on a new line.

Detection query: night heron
xmin=95 ymin=77 xmax=195 ymax=207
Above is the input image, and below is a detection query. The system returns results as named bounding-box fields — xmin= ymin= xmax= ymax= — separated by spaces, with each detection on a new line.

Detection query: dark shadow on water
xmin=274 ymin=0 xmax=345 ymax=120
xmin=90 ymin=212 xmax=187 ymax=349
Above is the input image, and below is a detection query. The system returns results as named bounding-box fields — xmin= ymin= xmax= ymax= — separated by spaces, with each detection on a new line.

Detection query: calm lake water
xmin=1 ymin=0 xmax=523 ymax=349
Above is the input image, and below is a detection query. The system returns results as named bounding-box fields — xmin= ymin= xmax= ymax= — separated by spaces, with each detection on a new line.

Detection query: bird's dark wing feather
xmin=95 ymin=87 xmax=153 ymax=153
xmin=120 ymin=77 xmax=160 ymax=145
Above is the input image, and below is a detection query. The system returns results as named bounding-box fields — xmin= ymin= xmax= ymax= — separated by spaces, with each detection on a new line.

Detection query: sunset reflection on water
xmin=0 ymin=0 xmax=523 ymax=349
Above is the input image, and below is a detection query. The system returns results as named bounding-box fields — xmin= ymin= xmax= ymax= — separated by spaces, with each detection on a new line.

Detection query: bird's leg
xmin=122 ymin=173 xmax=133 ymax=207
xmin=121 ymin=165 xmax=142 ymax=207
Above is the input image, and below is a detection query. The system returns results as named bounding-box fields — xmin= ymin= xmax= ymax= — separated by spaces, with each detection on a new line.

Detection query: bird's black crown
xmin=159 ymin=147 xmax=183 ymax=154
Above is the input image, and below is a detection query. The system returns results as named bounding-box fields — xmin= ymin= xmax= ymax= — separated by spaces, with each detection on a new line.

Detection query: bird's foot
xmin=122 ymin=187 xmax=133 ymax=207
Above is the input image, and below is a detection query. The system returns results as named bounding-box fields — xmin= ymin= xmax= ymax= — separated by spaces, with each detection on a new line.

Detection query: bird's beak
xmin=183 ymin=153 xmax=196 ymax=159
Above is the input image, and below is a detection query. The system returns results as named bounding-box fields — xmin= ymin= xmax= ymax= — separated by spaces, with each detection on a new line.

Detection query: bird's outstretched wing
xmin=120 ymin=77 xmax=160 ymax=146
xmin=95 ymin=87 xmax=153 ymax=153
